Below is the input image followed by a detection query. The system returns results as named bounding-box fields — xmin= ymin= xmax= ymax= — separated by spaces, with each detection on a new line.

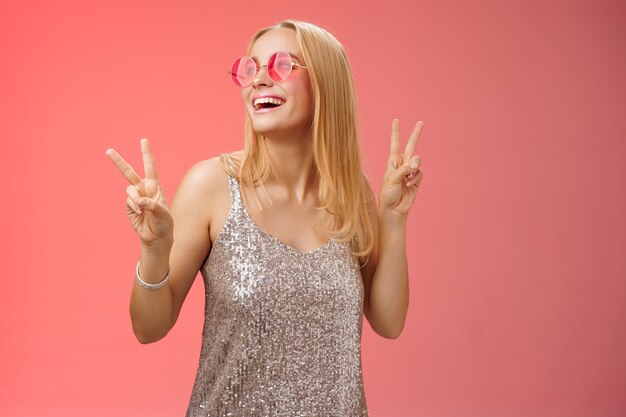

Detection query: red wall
xmin=1 ymin=0 xmax=625 ymax=416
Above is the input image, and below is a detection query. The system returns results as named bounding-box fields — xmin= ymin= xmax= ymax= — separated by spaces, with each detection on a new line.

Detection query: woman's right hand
xmin=106 ymin=139 xmax=174 ymax=246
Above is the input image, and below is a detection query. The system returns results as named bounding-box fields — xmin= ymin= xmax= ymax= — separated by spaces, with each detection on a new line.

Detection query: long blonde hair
xmin=236 ymin=20 xmax=373 ymax=257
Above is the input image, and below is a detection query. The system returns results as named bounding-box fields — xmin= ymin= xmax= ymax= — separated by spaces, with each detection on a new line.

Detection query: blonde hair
xmin=236 ymin=20 xmax=373 ymax=258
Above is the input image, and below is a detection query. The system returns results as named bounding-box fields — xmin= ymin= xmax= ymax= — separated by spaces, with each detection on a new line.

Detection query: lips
xmin=252 ymin=95 xmax=286 ymax=111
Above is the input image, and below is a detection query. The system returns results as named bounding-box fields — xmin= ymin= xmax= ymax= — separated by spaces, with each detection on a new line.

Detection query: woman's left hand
xmin=379 ymin=119 xmax=424 ymax=218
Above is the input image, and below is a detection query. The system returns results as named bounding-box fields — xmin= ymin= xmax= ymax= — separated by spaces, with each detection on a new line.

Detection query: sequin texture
xmin=186 ymin=172 xmax=368 ymax=416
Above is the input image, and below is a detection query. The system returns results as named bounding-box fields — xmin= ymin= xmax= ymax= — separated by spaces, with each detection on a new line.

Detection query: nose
xmin=252 ymin=65 xmax=273 ymax=88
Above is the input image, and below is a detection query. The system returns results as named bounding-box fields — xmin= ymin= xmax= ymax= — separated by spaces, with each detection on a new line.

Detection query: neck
xmin=263 ymin=133 xmax=317 ymax=202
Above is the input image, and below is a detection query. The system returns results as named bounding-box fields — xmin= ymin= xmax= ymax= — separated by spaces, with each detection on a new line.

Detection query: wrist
xmin=141 ymin=235 xmax=173 ymax=253
xmin=136 ymin=260 xmax=170 ymax=290
xmin=140 ymin=238 xmax=173 ymax=274
xmin=137 ymin=241 xmax=171 ymax=286
xmin=378 ymin=208 xmax=408 ymax=228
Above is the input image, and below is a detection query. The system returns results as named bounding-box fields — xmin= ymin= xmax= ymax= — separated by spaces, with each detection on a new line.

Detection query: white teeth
xmin=253 ymin=97 xmax=285 ymax=110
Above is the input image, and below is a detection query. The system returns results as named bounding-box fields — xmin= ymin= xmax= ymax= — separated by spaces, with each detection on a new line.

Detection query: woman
xmin=106 ymin=19 xmax=423 ymax=417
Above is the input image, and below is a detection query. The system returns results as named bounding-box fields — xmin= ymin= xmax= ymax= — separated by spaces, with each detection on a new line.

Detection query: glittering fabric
xmin=186 ymin=169 xmax=368 ymax=417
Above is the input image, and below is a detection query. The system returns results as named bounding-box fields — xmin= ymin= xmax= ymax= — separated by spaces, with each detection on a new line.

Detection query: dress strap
xmin=220 ymin=153 xmax=239 ymax=178
xmin=220 ymin=154 xmax=244 ymax=212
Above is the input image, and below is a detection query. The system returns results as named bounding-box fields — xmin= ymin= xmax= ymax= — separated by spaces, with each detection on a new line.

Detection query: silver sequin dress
xmin=186 ymin=164 xmax=368 ymax=417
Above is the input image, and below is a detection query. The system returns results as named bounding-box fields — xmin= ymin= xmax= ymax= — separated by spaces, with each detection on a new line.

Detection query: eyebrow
xmin=286 ymin=52 xmax=303 ymax=62
xmin=251 ymin=52 xmax=304 ymax=63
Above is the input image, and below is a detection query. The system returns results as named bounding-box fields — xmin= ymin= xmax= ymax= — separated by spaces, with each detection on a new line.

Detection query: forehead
xmin=250 ymin=28 xmax=301 ymax=60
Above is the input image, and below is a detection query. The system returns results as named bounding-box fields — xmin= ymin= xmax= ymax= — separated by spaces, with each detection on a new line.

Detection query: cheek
xmin=292 ymin=76 xmax=314 ymax=113
xmin=303 ymin=88 xmax=315 ymax=117
xmin=240 ymin=88 xmax=251 ymax=107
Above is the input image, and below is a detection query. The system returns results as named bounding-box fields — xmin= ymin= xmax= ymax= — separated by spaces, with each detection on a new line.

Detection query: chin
xmin=251 ymin=120 xmax=282 ymax=138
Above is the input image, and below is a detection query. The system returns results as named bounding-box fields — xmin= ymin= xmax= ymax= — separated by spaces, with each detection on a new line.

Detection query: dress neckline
xmin=235 ymin=180 xmax=335 ymax=256
xmin=220 ymin=153 xmax=337 ymax=256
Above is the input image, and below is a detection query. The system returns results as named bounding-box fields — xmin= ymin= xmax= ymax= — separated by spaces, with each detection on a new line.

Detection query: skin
xmin=105 ymin=28 xmax=424 ymax=343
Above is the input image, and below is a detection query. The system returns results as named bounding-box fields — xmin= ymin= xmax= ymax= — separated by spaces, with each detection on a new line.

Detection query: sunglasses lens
xmin=231 ymin=57 xmax=256 ymax=86
xmin=268 ymin=51 xmax=293 ymax=81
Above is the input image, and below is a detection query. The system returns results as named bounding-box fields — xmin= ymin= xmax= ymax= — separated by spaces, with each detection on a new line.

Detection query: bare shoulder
xmin=171 ymin=153 xmax=241 ymax=242
xmin=179 ymin=156 xmax=226 ymax=189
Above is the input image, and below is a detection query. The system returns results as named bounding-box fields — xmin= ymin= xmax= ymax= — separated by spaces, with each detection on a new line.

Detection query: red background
xmin=1 ymin=0 xmax=625 ymax=416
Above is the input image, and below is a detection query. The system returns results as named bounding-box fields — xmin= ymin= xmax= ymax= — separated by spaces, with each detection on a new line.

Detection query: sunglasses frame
xmin=229 ymin=51 xmax=308 ymax=87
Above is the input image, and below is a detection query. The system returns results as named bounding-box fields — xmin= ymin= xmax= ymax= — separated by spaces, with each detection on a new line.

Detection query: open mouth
xmin=253 ymin=97 xmax=285 ymax=111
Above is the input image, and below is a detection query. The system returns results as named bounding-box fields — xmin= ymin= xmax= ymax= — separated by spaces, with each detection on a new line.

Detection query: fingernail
xmin=410 ymin=162 xmax=418 ymax=169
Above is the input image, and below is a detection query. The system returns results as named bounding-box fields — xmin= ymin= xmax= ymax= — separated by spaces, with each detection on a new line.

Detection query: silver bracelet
xmin=136 ymin=261 xmax=170 ymax=290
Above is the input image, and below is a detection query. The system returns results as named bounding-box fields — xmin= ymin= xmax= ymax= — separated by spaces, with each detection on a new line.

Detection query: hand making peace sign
xmin=105 ymin=139 xmax=174 ymax=245
xmin=379 ymin=120 xmax=424 ymax=217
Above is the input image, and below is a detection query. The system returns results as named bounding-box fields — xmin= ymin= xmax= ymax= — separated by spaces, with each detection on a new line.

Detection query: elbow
xmin=135 ymin=333 xmax=163 ymax=344
xmin=375 ymin=323 xmax=405 ymax=340
xmin=129 ymin=305 xmax=173 ymax=344
xmin=367 ymin=312 xmax=406 ymax=339
xmin=132 ymin=324 xmax=169 ymax=344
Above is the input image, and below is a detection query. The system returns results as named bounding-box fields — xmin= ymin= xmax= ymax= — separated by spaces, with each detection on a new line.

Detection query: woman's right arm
xmin=106 ymin=139 xmax=221 ymax=344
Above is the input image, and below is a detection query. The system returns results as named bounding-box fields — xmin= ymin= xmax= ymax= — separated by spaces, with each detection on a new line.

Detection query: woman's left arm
xmin=362 ymin=119 xmax=424 ymax=339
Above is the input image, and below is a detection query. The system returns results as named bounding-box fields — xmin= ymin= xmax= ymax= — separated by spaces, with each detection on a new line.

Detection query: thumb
xmin=389 ymin=160 xmax=419 ymax=184
xmin=137 ymin=197 xmax=169 ymax=218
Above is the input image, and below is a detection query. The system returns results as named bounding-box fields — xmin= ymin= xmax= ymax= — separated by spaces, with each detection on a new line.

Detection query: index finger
xmin=403 ymin=121 xmax=424 ymax=162
xmin=105 ymin=148 xmax=142 ymax=185
xmin=390 ymin=119 xmax=401 ymax=156
xmin=140 ymin=138 xmax=159 ymax=180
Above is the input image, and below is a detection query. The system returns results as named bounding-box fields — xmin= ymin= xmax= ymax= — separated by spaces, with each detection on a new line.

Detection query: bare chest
xmin=243 ymin=184 xmax=330 ymax=253
xmin=251 ymin=204 xmax=328 ymax=253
